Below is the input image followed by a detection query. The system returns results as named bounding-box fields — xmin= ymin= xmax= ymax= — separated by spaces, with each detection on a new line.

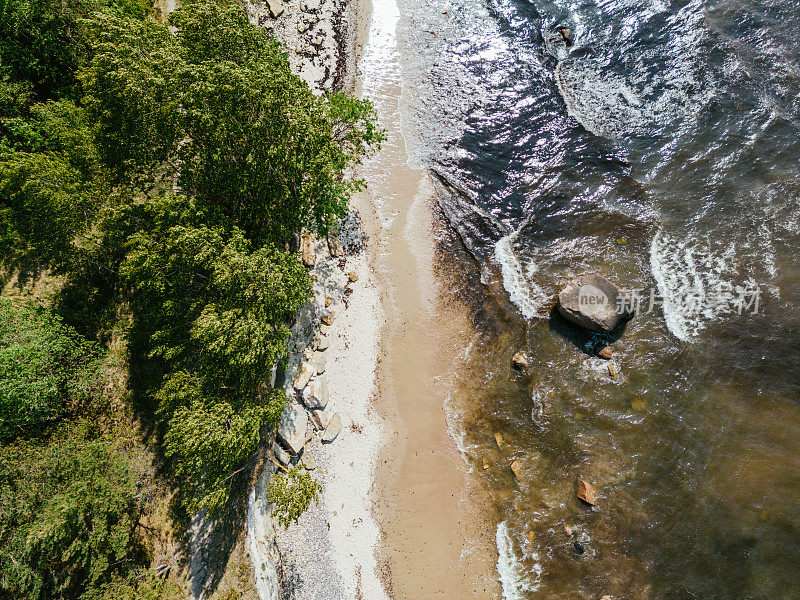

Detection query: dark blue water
xmin=395 ymin=0 xmax=800 ymax=597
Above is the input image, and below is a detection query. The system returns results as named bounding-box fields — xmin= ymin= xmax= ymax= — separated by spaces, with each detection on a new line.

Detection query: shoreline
xmin=251 ymin=1 xmax=499 ymax=599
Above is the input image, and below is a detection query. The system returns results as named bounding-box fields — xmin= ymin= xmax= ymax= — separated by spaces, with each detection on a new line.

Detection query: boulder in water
xmin=557 ymin=275 xmax=634 ymax=333
xmin=577 ymin=478 xmax=597 ymax=505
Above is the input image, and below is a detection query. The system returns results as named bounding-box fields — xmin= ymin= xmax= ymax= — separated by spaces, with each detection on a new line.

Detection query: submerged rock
xmin=511 ymin=351 xmax=530 ymax=370
xmin=557 ymin=275 xmax=634 ymax=333
xmin=322 ymin=413 xmax=342 ymax=443
xmin=278 ymin=403 xmax=309 ymax=455
xmin=595 ymin=344 xmax=613 ymax=360
xmin=577 ymin=478 xmax=597 ymax=505
xmin=510 ymin=460 xmax=522 ymax=481
xmin=494 ymin=432 xmax=504 ymax=449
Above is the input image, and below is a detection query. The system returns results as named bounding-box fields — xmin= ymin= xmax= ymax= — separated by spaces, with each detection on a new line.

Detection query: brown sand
xmin=351 ymin=7 xmax=500 ymax=594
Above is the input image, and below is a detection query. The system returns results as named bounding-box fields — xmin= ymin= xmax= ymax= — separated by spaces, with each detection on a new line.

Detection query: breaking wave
xmin=496 ymin=521 xmax=540 ymax=600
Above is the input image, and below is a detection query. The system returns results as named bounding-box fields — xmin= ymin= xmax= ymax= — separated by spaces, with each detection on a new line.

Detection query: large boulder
xmin=293 ymin=361 xmax=314 ymax=391
xmin=556 ymin=275 xmax=634 ymax=333
xmin=321 ymin=413 xmax=342 ymax=443
xmin=303 ymin=376 xmax=329 ymax=409
xmin=277 ymin=403 xmax=309 ymax=455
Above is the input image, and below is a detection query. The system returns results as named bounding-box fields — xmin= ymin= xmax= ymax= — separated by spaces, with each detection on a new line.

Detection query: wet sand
xmin=353 ymin=0 xmax=499 ymax=597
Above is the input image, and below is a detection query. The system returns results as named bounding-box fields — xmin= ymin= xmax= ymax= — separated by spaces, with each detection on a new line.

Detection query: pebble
xmin=573 ymin=541 xmax=585 ymax=555
xmin=494 ymin=432 xmax=504 ymax=449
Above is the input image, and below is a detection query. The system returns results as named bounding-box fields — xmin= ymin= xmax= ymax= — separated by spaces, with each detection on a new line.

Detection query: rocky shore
xmin=245 ymin=2 xmax=386 ymax=599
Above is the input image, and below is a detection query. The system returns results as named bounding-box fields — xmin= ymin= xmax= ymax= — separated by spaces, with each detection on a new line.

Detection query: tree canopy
xmin=0 ymin=0 xmax=382 ymax=595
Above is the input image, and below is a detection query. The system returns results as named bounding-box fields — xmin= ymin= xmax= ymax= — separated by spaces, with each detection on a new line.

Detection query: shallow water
xmin=390 ymin=0 xmax=800 ymax=597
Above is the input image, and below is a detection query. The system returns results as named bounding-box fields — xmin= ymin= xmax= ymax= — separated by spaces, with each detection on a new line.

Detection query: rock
xmin=293 ymin=361 xmax=314 ymax=390
xmin=328 ymin=228 xmax=344 ymax=257
xmin=322 ymin=413 xmax=342 ymax=443
xmin=348 ymin=271 xmax=359 ymax=283
xmin=558 ymin=27 xmax=574 ymax=46
xmin=300 ymin=0 xmax=320 ymax=11
xmin=272 ymin=442 xmax=291 ymax=466
xmin=300 ymin=229 xmax=315 ymax=267
xmin=318 ymin=323 xmax=328 ymax=335
xmin=310 ymin=405 xmax=331 ymax=430
xmin=608 ymin=363 xmax=618 ymax=379
xmin=302 ymin=450 xmax=316 ymax=470
xmin=324 ymin=297 xmax=332 ymax=307
xmin=595 ymin=344 xmax=613 ymax=360
xmin=297 ymin=19 xmax=311 ymax=33
xmin=316 ymin=334 xmax=329 ymax=351
xmin=321 ymin=311 xmax=334 ymax=326
xmin=482 ymin=457 xmax=490 ymax=470
xmin=556 ymin=275 xmax=634 ymax=333
xmin=564 ymin=524 xmax=574 ymax=536
xmin=601 ymin=596 xmax=614 ymax=600
xmin=527 ymin=530 xmax=535 ymax=543
xmin=494 ymin=432 xmax=504 ymax=449
xmin=510 ymin=460 xmax=522 ymax=480
xmin=303 ymin=375 xmax=329 ymax=409
xmin=577 ymin=479 xmax=597 ymax=505
xmin=266 ymin=0 xmax=284 ymax=17
xmin=277 ymin=403 xmax=309 ymax=455
xmin=311 ymin=351 xmax=326 ymax=374
xmin=511 ymin=351 xmax=529 ymax=370
xmin=630 ymin=397 xmax=647 ymax=411
xmin=573 ymin=540 xmax=585 ymax=555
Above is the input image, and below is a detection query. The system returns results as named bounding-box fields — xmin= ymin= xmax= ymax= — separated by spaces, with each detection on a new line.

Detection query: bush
xmin=0 ymin=300 xmax=103 ymax=439
xmin=267 ymin=465 xmax=322 ymax=528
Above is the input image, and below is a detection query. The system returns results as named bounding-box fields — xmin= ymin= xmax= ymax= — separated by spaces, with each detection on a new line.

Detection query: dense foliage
xmin=0 ymin=300 xmax=103 ymax=439
xmin=0 ymin=0 xmax=381 ymax=596
xmin=267 ymin=465 xmax=322 ymax=529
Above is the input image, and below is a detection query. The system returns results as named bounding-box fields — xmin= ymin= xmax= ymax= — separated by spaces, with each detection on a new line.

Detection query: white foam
xmin=496 ymin=521 xmax=541 ymax=600
xmin=650 ymin=229 xmax=762 ymax=341
xmin=494 ymin=231 xmax=547 ymax=320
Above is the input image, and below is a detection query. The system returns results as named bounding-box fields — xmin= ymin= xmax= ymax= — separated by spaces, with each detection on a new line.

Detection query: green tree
xmin=83 ymin=0 xmax=384 ymax=243
xmin=163 ymin=394 xmax=266 ymax=514
xmin=0 ymin=424 xmax=139 ymax=600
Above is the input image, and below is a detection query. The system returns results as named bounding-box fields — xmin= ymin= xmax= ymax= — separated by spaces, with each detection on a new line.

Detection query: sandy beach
xmin=253 ymin=0 xmax=500 ymax=598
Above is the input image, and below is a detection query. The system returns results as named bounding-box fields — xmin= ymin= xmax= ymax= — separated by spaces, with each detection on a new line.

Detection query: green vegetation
xmin=0 ymin=0 xmax=382 ymax=596
xmin=267 ymin=465 xmax=322 ymax=529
